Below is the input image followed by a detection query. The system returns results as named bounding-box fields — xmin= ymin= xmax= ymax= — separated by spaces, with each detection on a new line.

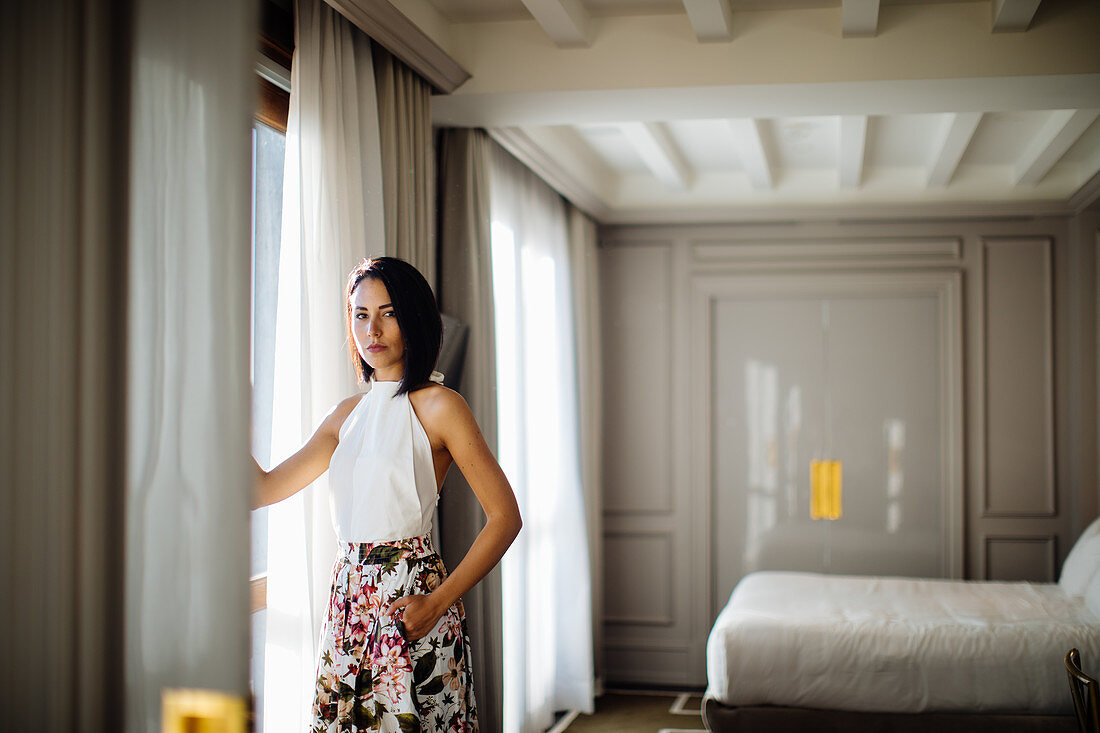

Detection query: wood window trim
xmin=260 ymin=0 xmax=293 ymax=71
xmin=250 ymin=575 xmax=268 ymax=614
xmin=260 ymin=36 xmax=292 ymax=72
xmin=257 ymin=0 xmax=291 ymax=132
xmin=256 ymin=76 xmax=289 ymax=133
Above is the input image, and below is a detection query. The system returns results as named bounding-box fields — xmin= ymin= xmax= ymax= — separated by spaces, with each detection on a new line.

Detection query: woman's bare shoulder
xmin=320 ymin=391 xmax=367 ymax=438
xmin=336 ymin=391 xmax=366 ymax=414
xmin=409 ymin=383 xmax=470 ymax=425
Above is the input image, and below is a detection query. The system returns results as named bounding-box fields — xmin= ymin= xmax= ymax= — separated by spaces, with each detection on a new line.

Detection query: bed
xmin=703 ymin=519 xmax=1100 ymax=732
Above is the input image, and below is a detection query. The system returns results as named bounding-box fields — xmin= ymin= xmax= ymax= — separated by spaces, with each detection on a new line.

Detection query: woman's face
xmin=350 ymin=277 xmax=406 ymax=382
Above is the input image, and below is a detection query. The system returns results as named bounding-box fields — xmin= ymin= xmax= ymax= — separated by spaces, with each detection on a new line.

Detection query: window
xmin=250 ymin=70 xmax=289 ymax=729
xmin=487 ymin=145 xmax=594 ymax=731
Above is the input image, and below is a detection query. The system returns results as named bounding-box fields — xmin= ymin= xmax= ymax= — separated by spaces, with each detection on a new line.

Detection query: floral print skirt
xmin=310 ymin=533 xmax=479 ymax=733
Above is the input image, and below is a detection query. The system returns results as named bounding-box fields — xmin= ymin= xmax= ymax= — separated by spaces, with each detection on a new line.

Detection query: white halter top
xmin=327 ymin=376 xmax=441 ymax=543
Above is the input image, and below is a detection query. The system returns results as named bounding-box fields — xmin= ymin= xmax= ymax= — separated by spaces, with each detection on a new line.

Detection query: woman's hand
xmin=400 ymin=387 xmax=522 ymax=632
xmin=386 ymin=594 xmax=445 ymax=641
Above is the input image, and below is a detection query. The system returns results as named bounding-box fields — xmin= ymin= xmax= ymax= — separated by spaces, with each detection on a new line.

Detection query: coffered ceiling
xmin=411 ymin=0 xmax=1100 ymax=222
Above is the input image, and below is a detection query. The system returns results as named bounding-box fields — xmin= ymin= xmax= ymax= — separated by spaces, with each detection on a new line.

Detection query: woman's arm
xmin=252 ymin=394 xmax=361 ymax=510
xmin=388 ymin=390 xmax=521 ymax=638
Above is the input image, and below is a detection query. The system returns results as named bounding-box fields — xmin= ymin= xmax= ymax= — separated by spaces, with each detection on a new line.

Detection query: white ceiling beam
xmin=520 ymin=0 xmax=592 ymax=48
xmin=727 ymin=118 xmax=774 ymax=190
xmin=926 ymin=112 xmax=983 ymax=187
xmin=992 ymin=0 xmax=1042 ymax=32
xmin=1014 ymin=109 xmax=1100 ymax=186
xmin=617 ymin=122 xmax=694 ymax=190
xmin=433 ymin=75 xmax=1100 ymax=128
xmin=682 ymin=0 xmax=734 ymax=43
xmin=842 ymin=0 xmax=880 ymax=38
xmin=838 ymin=115 xmax=868 ymax=189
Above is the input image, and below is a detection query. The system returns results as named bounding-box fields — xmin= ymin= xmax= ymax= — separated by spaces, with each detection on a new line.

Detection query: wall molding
xmin=603 ymin=530 xmax=675 ymax=626
xmin=979 ymin=237 xmax=1057 ymax=518
xmin=691 ymin=237 xmax=963 ymax=268
xmin=1070 ymin=168 xmax=1100 ymax=214
xmin=602 ymin=642 xmax=692 ymax=684
xmin=601 ymin=245 xmax=674 ymax=515
xmin=982 ymin=534 xmax=1058 ymax=582
xmin=603 ymin=640 xmax=691 ymax=652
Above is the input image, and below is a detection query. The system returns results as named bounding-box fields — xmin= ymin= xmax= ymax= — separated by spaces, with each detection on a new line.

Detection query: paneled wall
xmin=974 ymin=237 xmax=1060 ymax=580
xmin=598 ymin=215 xmax=1098 ymax=686
xmin=599 ymin=244 xmax=695 ymax=681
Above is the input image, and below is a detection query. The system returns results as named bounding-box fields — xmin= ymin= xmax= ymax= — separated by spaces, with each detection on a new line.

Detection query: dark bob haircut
xmin=345 ymin=257 xmax=442 ymax=396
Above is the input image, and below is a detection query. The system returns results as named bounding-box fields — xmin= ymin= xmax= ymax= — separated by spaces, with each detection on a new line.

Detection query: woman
xmin=253 ymin=257 xmax=521 ymax=732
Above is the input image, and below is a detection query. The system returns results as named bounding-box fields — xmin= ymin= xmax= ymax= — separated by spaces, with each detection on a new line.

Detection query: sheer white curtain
xmin=262 ymin=0 xmax=385 ymax=728
xmin=488 ymin=144 xmax=595 ymax=733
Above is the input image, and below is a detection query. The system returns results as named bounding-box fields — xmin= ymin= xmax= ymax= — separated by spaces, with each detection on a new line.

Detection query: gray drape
xmin=1 ymin=0 xmax=254 ymax=729
xmin=1 ymin=2 xmax=130 ymax=727
xmin=374 ymin=45 xmax=435 ymax=285
xmin=436 ymin=127 xmax=503 ymax=733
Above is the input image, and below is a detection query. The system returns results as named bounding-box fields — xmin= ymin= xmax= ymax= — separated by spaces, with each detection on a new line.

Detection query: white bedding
xmin=706 ymin=571 xmax=1100 ymax=715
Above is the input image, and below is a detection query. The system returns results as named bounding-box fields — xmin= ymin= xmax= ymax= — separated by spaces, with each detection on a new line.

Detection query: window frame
xmin=250 ymin=42 xmax=290 ymax=615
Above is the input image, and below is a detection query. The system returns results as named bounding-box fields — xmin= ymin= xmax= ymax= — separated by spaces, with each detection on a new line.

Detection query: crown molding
xmin=1070 ymin=169 xmax=1100 ymax=214
xmin=488 ymin=127 xmax=611 ymax=222
xmin=598 ymin=200 xmax=1075 ymax=226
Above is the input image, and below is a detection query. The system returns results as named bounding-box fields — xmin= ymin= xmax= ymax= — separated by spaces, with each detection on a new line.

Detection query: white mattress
xmin=706 ymin=571 xmax=1100 ymax=715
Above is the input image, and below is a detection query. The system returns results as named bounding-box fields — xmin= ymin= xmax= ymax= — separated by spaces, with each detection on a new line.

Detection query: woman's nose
xmin=367 ymin=317 xmax=381 ymax=336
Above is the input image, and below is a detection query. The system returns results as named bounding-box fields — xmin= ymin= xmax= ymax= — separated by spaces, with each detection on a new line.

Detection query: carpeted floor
xmin=559 ymin=691 xmax=706 ymax=733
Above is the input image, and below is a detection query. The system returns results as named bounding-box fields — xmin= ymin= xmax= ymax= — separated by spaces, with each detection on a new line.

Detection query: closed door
xmin=700 ymin=272 xmax=963 ymax=618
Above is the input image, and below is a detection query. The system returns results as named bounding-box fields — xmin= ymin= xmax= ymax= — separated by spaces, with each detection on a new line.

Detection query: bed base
xmin=703 ymin=697 xmax=1077 ymax=733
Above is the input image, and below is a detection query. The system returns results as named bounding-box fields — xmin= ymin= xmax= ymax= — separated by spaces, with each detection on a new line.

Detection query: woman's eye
xmin=384 ymin=311 xmax=396 ymax=318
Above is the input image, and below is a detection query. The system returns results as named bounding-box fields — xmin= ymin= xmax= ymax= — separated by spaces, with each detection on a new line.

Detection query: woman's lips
xmin=367 ymin=344 xmax=386 ymax=353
